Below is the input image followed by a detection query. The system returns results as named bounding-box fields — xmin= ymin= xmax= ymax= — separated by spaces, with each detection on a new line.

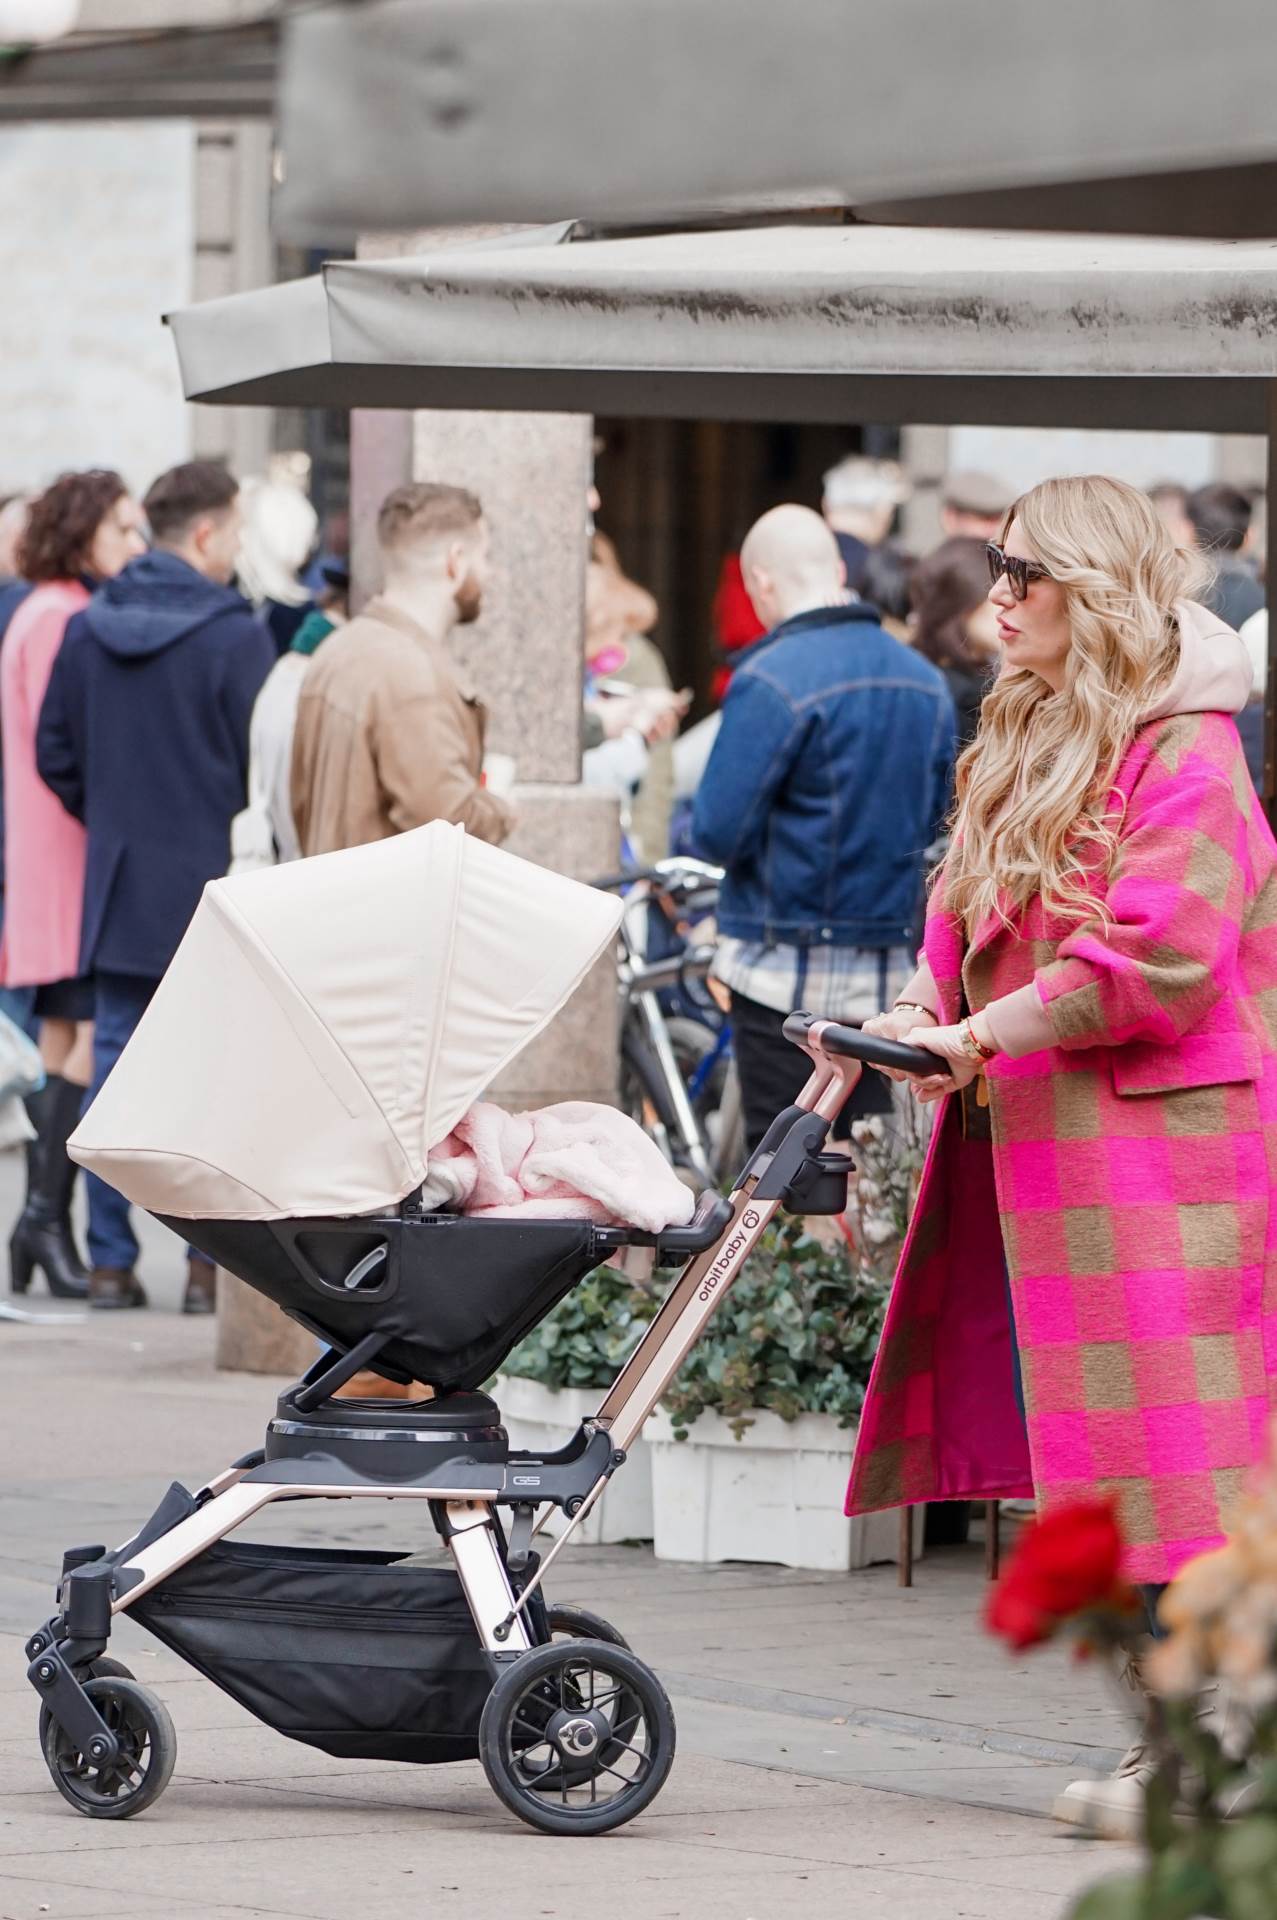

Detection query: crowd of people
xmin=0 ymin=445 xmax=1267 ymax=1339
xmin=0 ymin=462 xmax=683 ymax=1331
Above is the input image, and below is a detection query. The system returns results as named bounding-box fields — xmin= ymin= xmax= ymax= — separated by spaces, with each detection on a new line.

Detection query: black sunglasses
xmin=985 ymin=542 xmax=1052 ymax=603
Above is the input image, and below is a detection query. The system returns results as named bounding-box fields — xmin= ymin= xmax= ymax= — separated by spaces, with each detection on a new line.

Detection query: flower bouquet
xmin=986 ymin=1487 xmax=1277 ymax=1920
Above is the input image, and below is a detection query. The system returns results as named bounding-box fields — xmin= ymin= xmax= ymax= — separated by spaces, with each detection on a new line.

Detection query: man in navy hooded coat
xmin=37 ymin=460 xmax=273 ymax=1312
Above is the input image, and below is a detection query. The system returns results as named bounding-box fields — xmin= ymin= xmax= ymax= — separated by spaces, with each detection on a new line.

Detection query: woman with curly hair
xmin=2 ymin=470 xmax=145 ymax=1298
xmin=850 ymin=474 xmax=1271 ymax=1834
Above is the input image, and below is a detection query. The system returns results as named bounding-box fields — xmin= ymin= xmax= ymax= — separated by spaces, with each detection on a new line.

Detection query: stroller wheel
xmin=40 ymin=1676 xmax=176 ymax=1820
xmin=84 ymin=1656 xmax=136 ymax=1683
xmin=479 ymin=1639 xmax=675 ymax=1835
xmin=37 ymin=1656 xmax=138 ymax=1758
xmin=545 ymin=1604 xmax=631 ymax=1651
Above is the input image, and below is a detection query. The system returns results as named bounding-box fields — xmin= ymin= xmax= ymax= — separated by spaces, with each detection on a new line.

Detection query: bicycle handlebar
xmin=592 ymin=867 xmax=662 ymax=893
xmin=592 ymin=858 xmax=725 ymax=897
xmin=782 ymin=1010 xmax=942 ymax=1078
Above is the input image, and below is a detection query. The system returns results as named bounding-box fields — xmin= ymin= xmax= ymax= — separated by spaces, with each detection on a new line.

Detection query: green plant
xmin=503 ymin=1265 xmax=660 ymax=1391
xmin=660 ymin=1212 xmax=889 ymax=1438
xmin=504 ymin=1099 xmax=926 ymax=1424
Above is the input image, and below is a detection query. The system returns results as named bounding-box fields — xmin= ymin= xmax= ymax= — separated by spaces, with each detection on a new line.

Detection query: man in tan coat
xmin=291 ymin=482 xmax=514 ymax=856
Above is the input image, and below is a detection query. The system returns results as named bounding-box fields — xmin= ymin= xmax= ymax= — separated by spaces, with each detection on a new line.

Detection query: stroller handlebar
xmin=782 ymin=1009 xmax=941 ymax=1078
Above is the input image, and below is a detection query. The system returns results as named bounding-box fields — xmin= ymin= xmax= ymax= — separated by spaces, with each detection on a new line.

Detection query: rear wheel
xmin=40 ymin=1676 xmax=176 ymax=1820
xmin=545 ymin=1603 xmax=631 ymax=1651
xmin=479 ymin=1640 xmax=675 ymax=1835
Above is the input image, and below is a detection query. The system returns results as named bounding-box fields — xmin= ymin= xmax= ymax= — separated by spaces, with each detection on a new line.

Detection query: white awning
xmin=69 ymin=822 xmax=624 ymax=1221
xmin=166 ymin=223 xmax=1277 ymax=432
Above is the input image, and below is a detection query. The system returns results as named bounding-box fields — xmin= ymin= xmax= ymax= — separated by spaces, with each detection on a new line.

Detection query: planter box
xmin=648 ymin=1407 xmax=924 ymax=1573
xmin=496 ymin=1375 xmax=654 ymax=1545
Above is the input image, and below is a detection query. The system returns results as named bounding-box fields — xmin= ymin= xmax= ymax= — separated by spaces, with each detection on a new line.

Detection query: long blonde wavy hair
xmin=943 ymin=474 xmax=1212 ymax=935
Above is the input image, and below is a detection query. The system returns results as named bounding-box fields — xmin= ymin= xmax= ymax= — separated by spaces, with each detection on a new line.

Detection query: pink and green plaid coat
xmin=846 ymin=710 xmax=1277 ymax=1582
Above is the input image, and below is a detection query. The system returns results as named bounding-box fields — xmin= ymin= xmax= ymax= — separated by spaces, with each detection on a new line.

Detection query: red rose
xmin=985 ymin=1499 xmax=1132 ymax=1651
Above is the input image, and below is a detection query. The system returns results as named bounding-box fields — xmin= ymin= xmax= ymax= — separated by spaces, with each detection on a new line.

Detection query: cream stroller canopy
xmin=70 ymin=823 xmax=625 ymax=1221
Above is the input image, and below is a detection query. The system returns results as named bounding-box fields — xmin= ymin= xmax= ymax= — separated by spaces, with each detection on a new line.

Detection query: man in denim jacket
xmin=693 ymin=505 xmax=956 ymax=1148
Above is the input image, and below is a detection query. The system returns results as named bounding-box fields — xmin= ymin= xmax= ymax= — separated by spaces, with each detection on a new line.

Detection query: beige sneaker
xmin=1053 ymin=1738 xmax=1156 ymax=1841
xmin=1054 ymin=1679 xmax=1248 ymax=1840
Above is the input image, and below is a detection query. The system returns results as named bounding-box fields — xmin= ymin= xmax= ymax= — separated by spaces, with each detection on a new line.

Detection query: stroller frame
xmin=28 ymin=1016 xmax=936 ymax=1834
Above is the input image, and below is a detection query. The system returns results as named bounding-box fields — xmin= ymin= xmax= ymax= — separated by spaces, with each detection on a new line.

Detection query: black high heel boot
xmin=8 ymin=1074 xmax=89 ymax=1300
xmin=9 ymin=1081 xmax=51 ymax=1295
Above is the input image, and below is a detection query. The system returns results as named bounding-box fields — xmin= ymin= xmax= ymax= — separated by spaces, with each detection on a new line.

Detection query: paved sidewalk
xmin=0 ymin=1204 xmax=1141 ymax=1919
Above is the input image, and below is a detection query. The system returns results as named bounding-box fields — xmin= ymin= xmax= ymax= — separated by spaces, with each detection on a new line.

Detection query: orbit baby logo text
xmin=697 ymin=1209 xmax=762 ymax=1302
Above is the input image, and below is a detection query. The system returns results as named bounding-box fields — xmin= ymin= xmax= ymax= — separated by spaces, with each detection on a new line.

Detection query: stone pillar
xmin=215 ymin=1269 xmax=315 ymax=1376
xmin=347 ymin=224 xmax=620 ymax=1111
xmin=402 ymin=403 xmax=620 ymax=1110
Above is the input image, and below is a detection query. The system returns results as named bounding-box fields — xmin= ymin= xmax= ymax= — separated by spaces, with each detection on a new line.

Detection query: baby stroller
xmin=25 ymin=821 xmax=933 ymax=1835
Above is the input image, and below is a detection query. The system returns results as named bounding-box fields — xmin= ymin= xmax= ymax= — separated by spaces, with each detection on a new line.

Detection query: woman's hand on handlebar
xmin=862 ymin=1004 xmax=938 ymax=1081
xmin=901 ymin=1023 xmax=981 ymax=1104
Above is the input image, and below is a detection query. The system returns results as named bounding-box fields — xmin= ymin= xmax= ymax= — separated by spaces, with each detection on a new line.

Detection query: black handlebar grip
xmin=781 ymin=1010 xmax=941 ymax=1078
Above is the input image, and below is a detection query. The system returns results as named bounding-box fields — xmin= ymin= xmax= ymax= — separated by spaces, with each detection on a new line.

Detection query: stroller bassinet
xmin=28 ymin=822 xmax=935 ymax=1834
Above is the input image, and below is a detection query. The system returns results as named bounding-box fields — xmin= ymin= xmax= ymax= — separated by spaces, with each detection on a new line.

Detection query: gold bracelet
xmin=892 ymin=1000 xmax=936 ymax=1021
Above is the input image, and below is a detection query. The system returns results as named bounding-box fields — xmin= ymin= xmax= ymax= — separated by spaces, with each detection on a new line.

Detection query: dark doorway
xmin=593 ymin=419 xmax=899 ymax=710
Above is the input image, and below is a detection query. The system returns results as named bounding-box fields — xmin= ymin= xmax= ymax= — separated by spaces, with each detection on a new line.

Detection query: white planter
xmin=496 ymin=1375 xmax=654 ymax=1545
xmin=647 ymin=1407 xmax=924 ymax=1573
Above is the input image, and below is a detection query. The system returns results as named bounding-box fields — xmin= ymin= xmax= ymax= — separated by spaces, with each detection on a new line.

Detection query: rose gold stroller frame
xmin=90 ymin=1020 xmax=866 ymax=1665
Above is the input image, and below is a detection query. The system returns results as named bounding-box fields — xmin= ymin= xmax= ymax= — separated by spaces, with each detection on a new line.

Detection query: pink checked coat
xmin=0 ymin=581 xmax=89 ymax=989
xmin=846 ymin=612 xmax=1277 ymax=1582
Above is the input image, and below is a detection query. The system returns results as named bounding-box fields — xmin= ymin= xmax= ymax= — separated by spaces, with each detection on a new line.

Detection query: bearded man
xmin=291 ymin=482 xmax=514 ymax=854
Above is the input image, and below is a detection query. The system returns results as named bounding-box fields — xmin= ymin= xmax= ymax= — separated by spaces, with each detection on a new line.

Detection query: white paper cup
xmin=483 ymin=752 xmax=517 ymax=798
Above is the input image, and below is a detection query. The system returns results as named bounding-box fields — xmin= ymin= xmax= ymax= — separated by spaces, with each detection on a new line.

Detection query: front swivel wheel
xmin=479 ymin=1639 xmax=675 ymax=1835
xmin=40 ymin=1676 xmax=176 ymax=1819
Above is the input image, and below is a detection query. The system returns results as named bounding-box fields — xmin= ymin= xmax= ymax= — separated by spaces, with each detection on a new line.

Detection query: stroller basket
xmin=131 ymin=1542 xmax=494 ymax=1764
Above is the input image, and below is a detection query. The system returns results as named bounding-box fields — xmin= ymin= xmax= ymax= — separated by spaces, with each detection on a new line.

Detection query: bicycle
xmin=593 ymin=859 xmax=743 ymax=1189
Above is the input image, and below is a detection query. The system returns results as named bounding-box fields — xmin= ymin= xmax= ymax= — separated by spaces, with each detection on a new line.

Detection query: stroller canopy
xmin=70 ymin=823 xmax=625 ymax=1221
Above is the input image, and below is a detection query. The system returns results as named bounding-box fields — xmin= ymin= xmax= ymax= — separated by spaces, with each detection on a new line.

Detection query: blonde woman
xmin=847 ymin=475 xmax=1271 ymax=1834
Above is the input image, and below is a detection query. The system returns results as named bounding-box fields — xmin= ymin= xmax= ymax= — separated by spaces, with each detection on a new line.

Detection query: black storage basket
xmin=131 ymin=1541 xmax=493 ymax=1764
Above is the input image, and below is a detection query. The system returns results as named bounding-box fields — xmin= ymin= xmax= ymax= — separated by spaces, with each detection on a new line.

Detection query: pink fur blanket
xmin=420 ymin=1101 xmax=696 ymax=1231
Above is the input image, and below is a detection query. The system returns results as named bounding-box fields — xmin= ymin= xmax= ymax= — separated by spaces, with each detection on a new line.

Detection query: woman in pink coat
xmin=2 ymin=471 xmax=145 ymax=1297
xmin=853 ymin=474 xmax=1272 ymax=1836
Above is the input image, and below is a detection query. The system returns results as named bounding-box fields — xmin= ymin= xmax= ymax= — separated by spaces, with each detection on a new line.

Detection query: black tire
xmin=665 ymin=1019 xmax=744 ymax=1184
xmin=85 ymin=1656 xmax=136 ymax=1683
xmin=620 ymin=1029 xmax=679 ymax=1136
xmin=544 ymin=1604 xmax=631 ymax=1652
xmin=479 ymin=1640 xmax=675 ymax=1835
xmin=40 ymin=1676 xmax=176 ymax=1820
xmin=665 ymin=1017 xmax=724 ymax=1109
xmin=620 ymin=1026 xmax=715 ymax=1186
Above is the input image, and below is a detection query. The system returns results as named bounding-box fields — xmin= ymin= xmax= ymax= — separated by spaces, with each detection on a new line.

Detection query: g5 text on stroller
xmin=26 ymin=826 xmax=936 ymax=1835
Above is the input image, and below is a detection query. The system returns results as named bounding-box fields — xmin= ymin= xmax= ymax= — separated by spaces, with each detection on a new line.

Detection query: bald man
xmin=693 ymin=504 xmax=956 ymax=1148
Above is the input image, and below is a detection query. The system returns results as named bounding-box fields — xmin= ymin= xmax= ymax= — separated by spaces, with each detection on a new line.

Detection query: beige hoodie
xmin=896 ymin=600 xmax=1254 ymax=1056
